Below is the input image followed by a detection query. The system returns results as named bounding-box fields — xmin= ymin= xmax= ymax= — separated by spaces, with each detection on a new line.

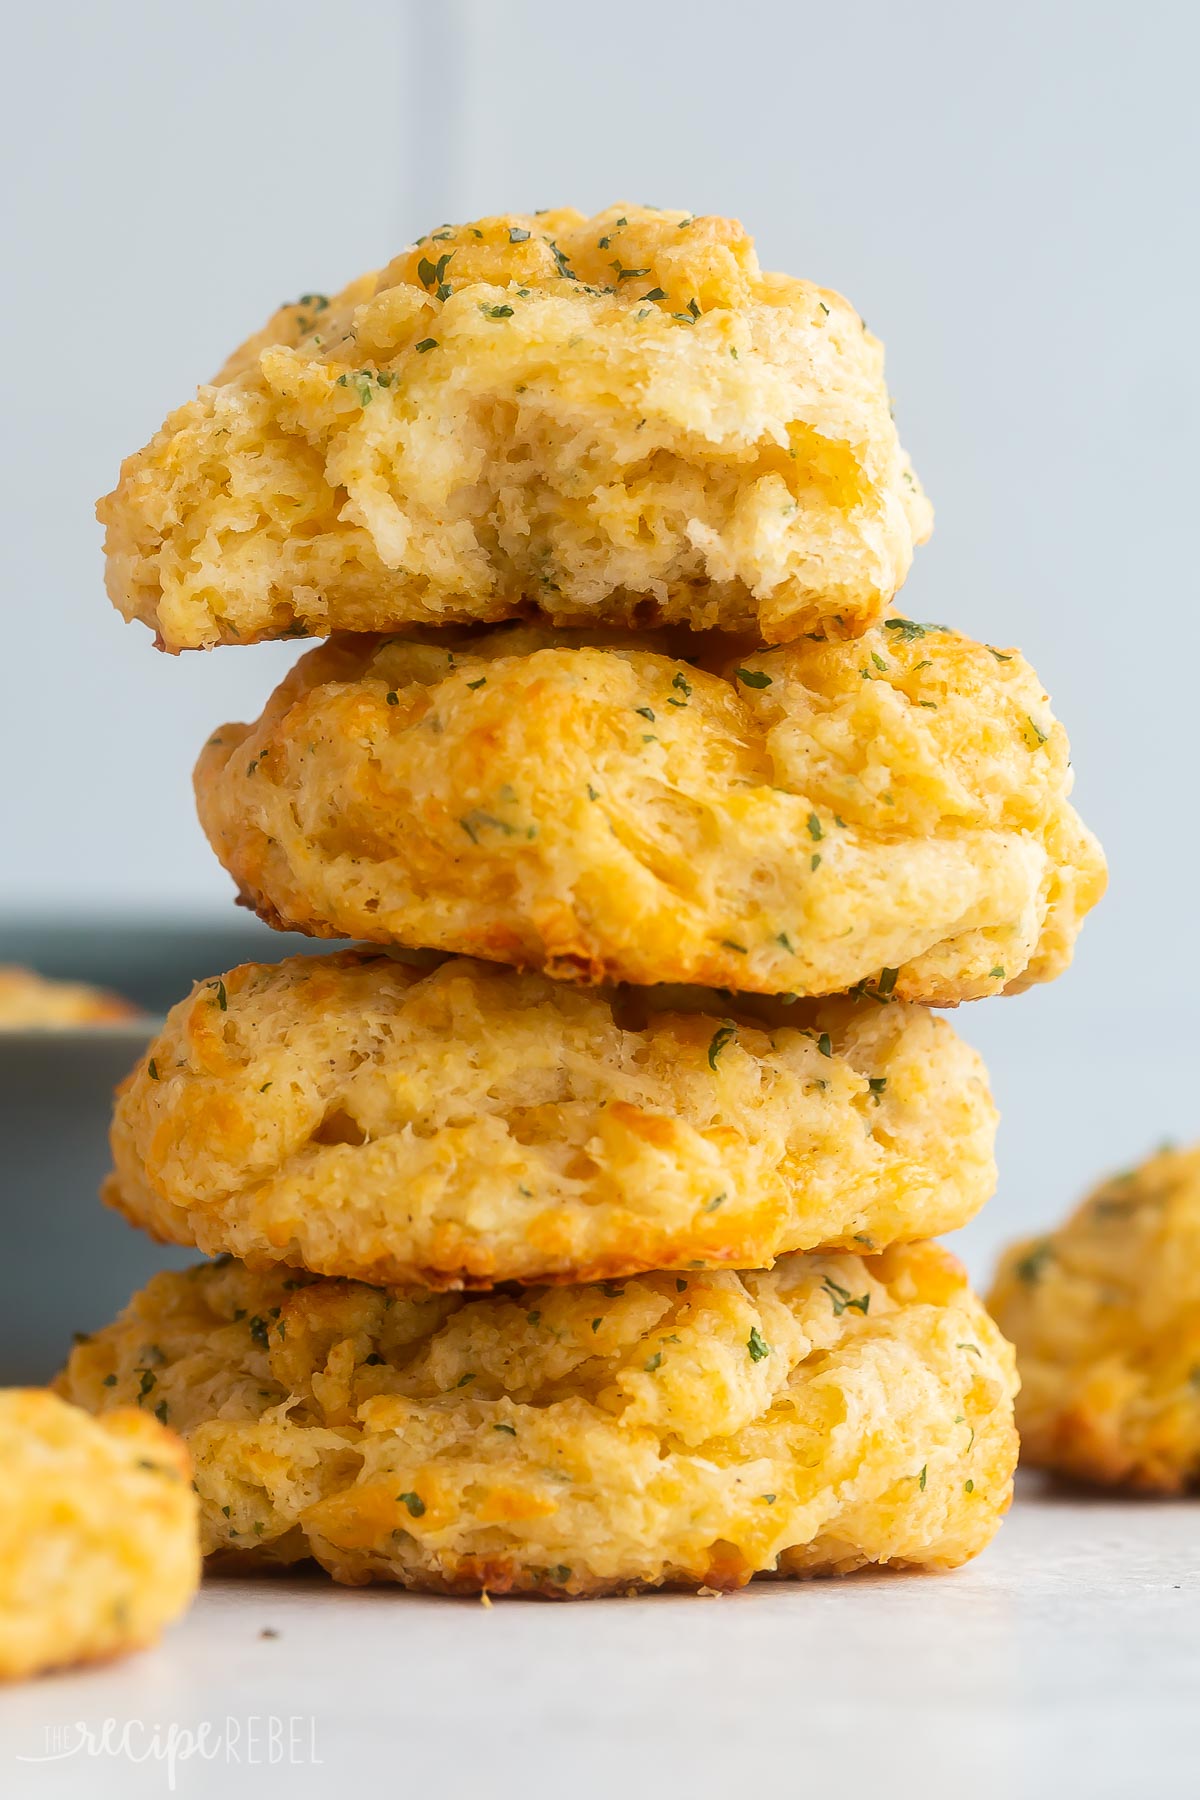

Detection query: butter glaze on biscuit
xmin=59 ymin=1244 xmax=1016 ymax=1596
xmin=98 ymin=206 xmax=930 ymax=650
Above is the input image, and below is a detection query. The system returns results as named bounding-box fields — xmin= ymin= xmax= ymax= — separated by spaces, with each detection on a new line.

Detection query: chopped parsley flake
xmin=480 ymin=302 xmax=514 ymax=319
xmin=807 ymin=813 xmax=824 ymax=842
xmin=747 ymin=1326 xmax=771 ymax=1363
xmin=822 ymin=1277 xmax=870 ymax=1317
xmin=415 ymin=337 xmax=438 ymax=353
xmin=1016 ymin=1241 xmax=1052 ymax=1284
xmin=397 ymin=1492 xmax=426 ymax=1518
xmin=883 ymin=619 xmax=948 ymax=642
xmin=735 ymin=666 xmax=772 ymax=689
xmin=416 ymin=251 xmax=453 ymax=291
xmin=707 ymin=1024 xmax=736 ymax=1070
xmin=644 ymin=1351 xmax=663 ymax=1373
xmin=459 ymin=810 xmax=515 ymax=844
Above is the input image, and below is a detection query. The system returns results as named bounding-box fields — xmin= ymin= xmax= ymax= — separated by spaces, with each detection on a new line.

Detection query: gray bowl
xmin=0 ymin=918 xmax=348 ymax=1383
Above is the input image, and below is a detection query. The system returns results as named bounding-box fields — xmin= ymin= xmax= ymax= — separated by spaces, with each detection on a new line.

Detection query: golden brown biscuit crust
xmin=0 ymin=1389 xmax=198 ymax=1680
xmin=989 ymin=1144 xmax=1200 ymax=1493
xmin=98 ymin=206 xmax=930 ymax=651
xmin=196 ymin=618 xmax=1105 ymax=1002
xmin=59 ymin=1243 xmax=1017 ymax=1596
xmin=104 ymin=951 xmax=997 ymax=1288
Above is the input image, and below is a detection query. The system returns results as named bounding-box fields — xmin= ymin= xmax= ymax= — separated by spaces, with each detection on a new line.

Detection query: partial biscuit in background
xmin=0 ymin=966 xmax=139 ymax=1029
xmin=0 ymin=1389 xmax=198 ymax=1680
xmin=59 ymin=1242 xmax=1016 ymax=1596
xmin=196 ymin=618 xmax=1104 ymax=1002
xmin=989 ymin=1143 xmax=1200 ymax=1493
xmin=98 ymin=206 xmax=930 ymax=651
xmin=104 ymin=951 xmax=997 ymax=1288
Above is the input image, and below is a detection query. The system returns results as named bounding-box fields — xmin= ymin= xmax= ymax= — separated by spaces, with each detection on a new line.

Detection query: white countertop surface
xmin=3 ymin=1476 xmax=1197 ymax=1799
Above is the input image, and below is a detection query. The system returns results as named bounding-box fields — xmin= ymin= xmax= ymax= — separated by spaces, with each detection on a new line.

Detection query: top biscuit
xmin=97 ymin=206 xmax=931 ymax=651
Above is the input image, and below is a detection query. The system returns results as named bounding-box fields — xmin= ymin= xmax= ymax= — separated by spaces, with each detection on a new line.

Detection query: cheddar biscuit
xmin=104 ymin=951 xmax=996 ymax=1289
xmin=0 ymin=966 xmax=139 ymax=1029
xmin=59 ymin=1242 xmax=1016 ymax=1596
xmin=196 ymin=618 xmax=1104 ymax=1002
xmin=0 ymin=1390 xmax=199 ymax=1680
xmin=98 ymin=206 xmax=930 ymax=651
xmin=989 ymin=1143 xmax=1200 ymax=1493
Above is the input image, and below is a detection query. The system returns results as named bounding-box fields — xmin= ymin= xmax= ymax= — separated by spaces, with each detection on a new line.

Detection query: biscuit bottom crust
xmin=0 ymin=1390 xmax=199 ymax=1680
xmin=989 ymin=1143 xmax=1200 ymax=1494
xmin=195 ymin=618 xmax=1105 ymax=1003
xmin=104 ymin=951 xmax=997 ymax=1289
xmin=59 ymin=1244 xmax=1017 ymax=1596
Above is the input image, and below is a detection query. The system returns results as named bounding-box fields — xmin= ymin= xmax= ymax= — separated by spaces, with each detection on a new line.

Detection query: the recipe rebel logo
xmin=15 ymin=1714 xmax=322 ymax=1790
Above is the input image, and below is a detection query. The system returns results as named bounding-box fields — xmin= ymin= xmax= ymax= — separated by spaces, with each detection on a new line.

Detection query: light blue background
xmin=2 ymin=0 xmax=1197 ymax=1277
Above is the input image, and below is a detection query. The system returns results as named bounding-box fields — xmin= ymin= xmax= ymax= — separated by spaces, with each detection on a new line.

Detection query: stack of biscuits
xmin=60 ymin=207 xmax=1106 ymax=1596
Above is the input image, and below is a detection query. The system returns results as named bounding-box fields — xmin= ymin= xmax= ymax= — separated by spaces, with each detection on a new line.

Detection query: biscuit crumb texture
xmin=196 ymin=618 xmax=1104 ymax=1001
xmin=0 ymin=1390 xmax=199 ymax=1680
xmin=989 ymin=1143 xmax=1200 ymax=1493
xmin=98 ymin=207 xmax=930 ymax=651
xmin=105 ymin=951 xmax=997 ymax=1287
xmin=59 ymin=1243 xmax=1016 ymax=1596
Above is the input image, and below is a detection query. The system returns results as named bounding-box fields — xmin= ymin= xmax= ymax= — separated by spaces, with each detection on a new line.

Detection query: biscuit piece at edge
xmin=989 ymin=1142 xmax=1200 ymax=1493
xmin=104 ymin=950 xmax=997 ymax=1289
xmin=98 ymin=205 xmax=930 ymax=651
xmin=59 ymin=1242 xmax=1017 ymax=1596
xmin=0 ymin=1390 xmax=199 ymax=1681
xmin=195 ymin=617 xmax=1106 ymax=1003
xmin=0 ymin=966 xmax=139 ymax=1029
